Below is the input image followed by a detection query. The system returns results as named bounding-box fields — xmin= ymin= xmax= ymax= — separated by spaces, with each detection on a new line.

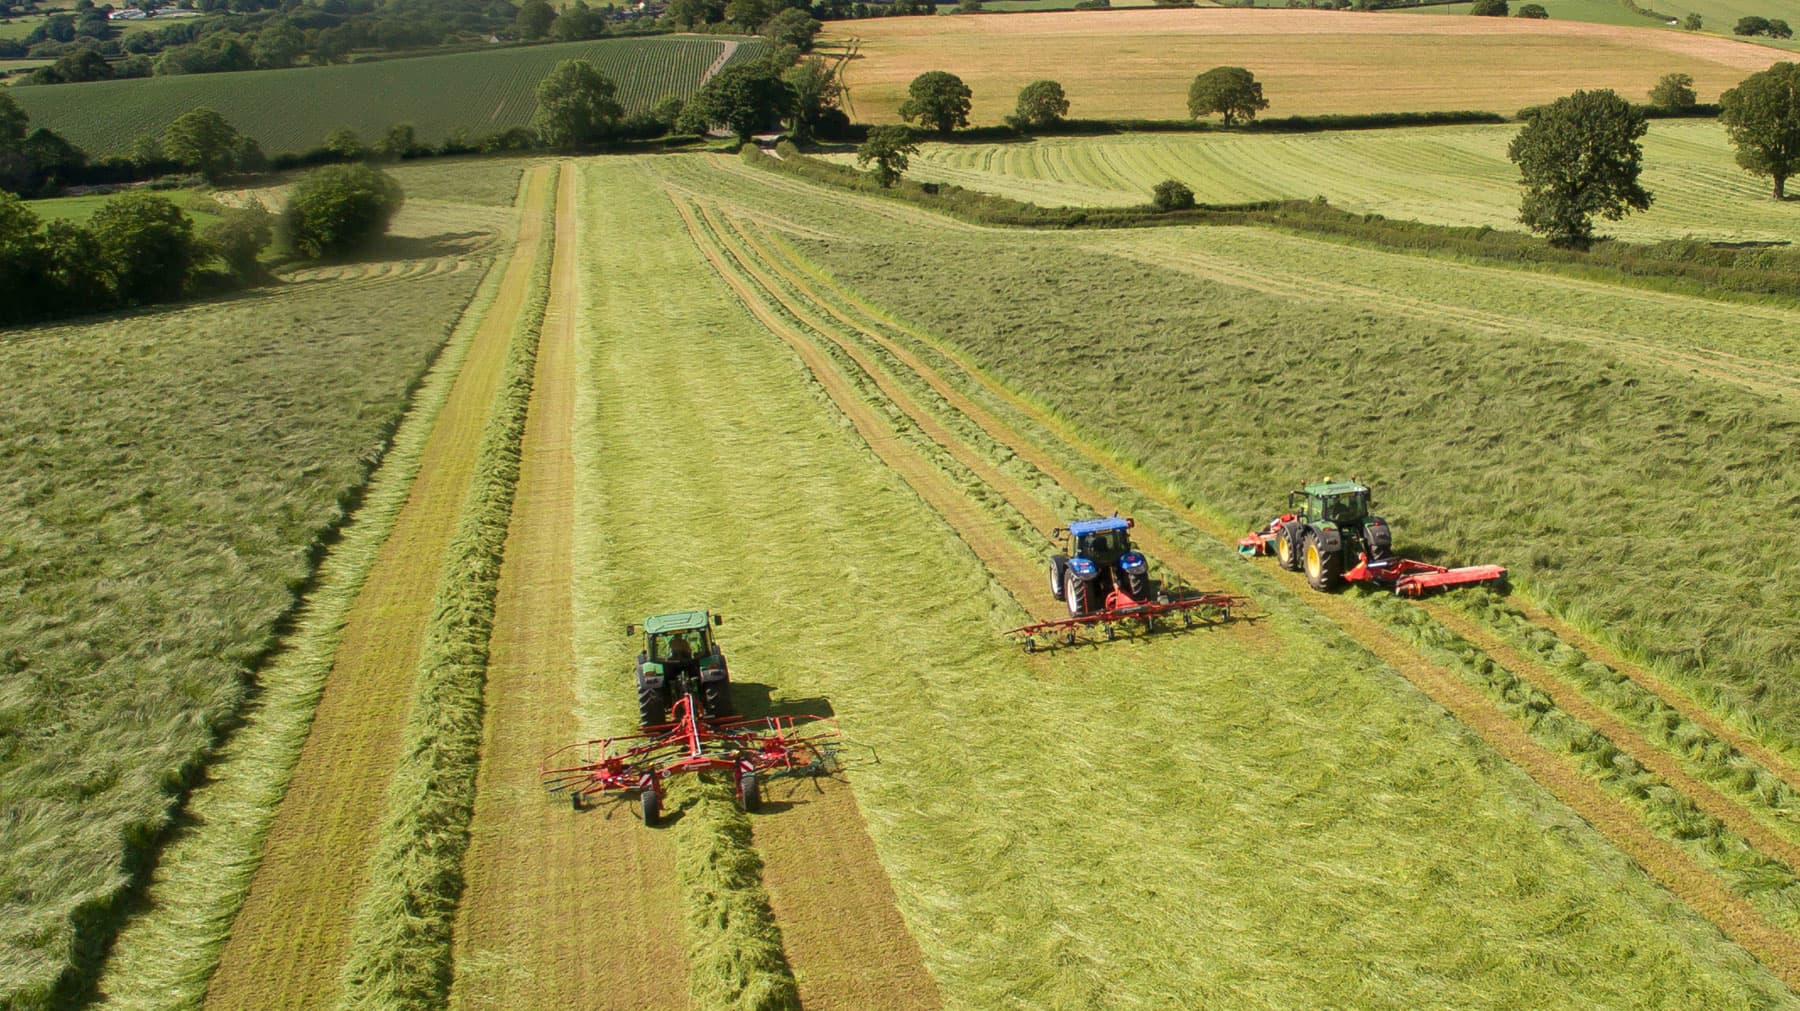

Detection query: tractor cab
xmin=1292 ymin=481 xmax=1372 ymax=527
xmin=629 ymin=610 xmax=731 ymax=725
xmin=1071 ymin=517 xmax=1133 ymax=563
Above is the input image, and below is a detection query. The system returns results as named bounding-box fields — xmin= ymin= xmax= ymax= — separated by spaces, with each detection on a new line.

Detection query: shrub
xmin=1648 ymin=72 xmax=1697 ymax=111
xmin=88 ymin=190 xmax=198 ymax=303
xmin=1152 ymin=179 xmax=1195 ymax=211
xmin=204 ymin=203 xmax=273 ymax=281
xmin=1516 ymin=3 xmax=1547 ymax=16
xmin=279 ymin=162 xmax=404 ymax=259
xmin=1471 ymin=0 xmax=1508 ymax=15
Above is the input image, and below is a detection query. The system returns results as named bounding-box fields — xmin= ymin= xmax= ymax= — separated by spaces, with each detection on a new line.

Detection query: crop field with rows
xmin=825 ymin=9 xmax=1785 ymax=124
xmin=848 ymin=120 xmax=1800 ymax=243
xmin=7 ymin=35 xmax=765 ymax=157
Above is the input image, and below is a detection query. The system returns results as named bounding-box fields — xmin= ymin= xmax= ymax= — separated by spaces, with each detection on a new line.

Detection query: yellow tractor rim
xmin=1305 ymin=543 xmax=1320 ymax=578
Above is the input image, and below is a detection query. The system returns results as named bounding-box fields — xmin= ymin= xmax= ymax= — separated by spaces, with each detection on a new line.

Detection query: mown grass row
xmin=718 ymin=208 xmax=1800 ymax=950
xmin=336 ymin=168 xmax=558 ymax=1009
xmin=90 ymin=201 xmax=520 ymax=1011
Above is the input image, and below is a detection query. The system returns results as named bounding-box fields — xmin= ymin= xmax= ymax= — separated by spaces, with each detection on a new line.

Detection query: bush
xmin=1471 ymin=0 xmax=1508 ymax=15
xmin=1648 ymin=72 xmax=1697 ymax=112
xmin=204 ymin=203 xmax=274 ymax=281
xmin=1516 ymin=3 xmax=1547 ymax=16
xmin=1152 ymin=179 xmax=1195 ymax=211
xmin=88 ymin=190 xmax=199 ymax=304
xmin=279 ymin=163 xmax=404 ymax=259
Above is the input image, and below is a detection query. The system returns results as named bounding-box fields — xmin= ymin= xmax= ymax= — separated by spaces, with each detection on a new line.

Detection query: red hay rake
xmin=540 ymin=695 xmax=841 ymax=826
xmin=1006 ymin=586 xmax=1248 ymax=652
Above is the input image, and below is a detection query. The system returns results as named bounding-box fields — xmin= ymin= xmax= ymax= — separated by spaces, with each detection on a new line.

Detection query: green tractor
xmin=628 ymin=610 xmax=732 ymax=726
xmin=1257 ymin=480 xmax=1391 ymax=591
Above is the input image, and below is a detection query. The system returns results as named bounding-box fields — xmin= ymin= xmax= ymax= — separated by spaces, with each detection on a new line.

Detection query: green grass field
xmin=857 ymin=120 xmax=1800 ymax=242
xmin=7 ymin=35 xmax=766 ymax=157
xmin=23 ymin=187 xmax=225 ymax=230
xmin=0 ymin=160 xmax=517 ymax=1009
xmin=550 ymin=153 xmax=1800 ymax=1006
xmin=1392 ymin=0 xmax=1800 ymax=51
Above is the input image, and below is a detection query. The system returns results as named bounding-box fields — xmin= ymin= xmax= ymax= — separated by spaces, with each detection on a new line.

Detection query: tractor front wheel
xmin=1065 ymin=573 xmax=1089 ymax=617
xmin=1048 ymin=559 xmax=1065 ymax=600
xmin=1275 ymin=524 xmax=1301 ymax=572
xmin=1303 ymin=531 xmax=1342 ymax=592
xmin=641 ymin=787 xmax=662 ymax=827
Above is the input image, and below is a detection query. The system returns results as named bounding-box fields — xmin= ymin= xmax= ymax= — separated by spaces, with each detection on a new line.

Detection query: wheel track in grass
xmin=447 ymin=164 xmax=687 ymax=1011
xmin=201 ymin=164 xmax=557 ymax=1011
xmin=694 ymin=199 xmax=1800 ymax=986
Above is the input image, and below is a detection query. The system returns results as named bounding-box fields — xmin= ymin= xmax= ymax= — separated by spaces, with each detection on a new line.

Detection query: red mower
xmin=540 ymin=695 xmax=840 ymax=826
xmin=1238 ymin=479 xmax=1505 ymax=597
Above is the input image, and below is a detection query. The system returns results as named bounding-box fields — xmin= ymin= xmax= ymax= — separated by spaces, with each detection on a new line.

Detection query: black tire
xmin=1275 ymin=523 xmax=1302 ymax=572
xmin=1125 ymin=568 xmax=1150 ymax=601
xmin=1064 ymin=572 xmax=1089 ymax=617
xmin=703 ymin=677 xmax=733 ymax=718
xmin=1303 ymin=529 xmax=1342 ymax=592
xmin=637 ymin=682 xmax=666 ymax=727
xmin=1363 ymin=519 xmax=1392 ymax=562
xmin=641 ymin=787 xmax=661 ymax=826
xmin=1048 ymin=558 xmax=1066 ymax=600
xmin=570 ymin=791 xmax=583 ymax=811
xmin=740 ymin=772 xmax=761 ymax=813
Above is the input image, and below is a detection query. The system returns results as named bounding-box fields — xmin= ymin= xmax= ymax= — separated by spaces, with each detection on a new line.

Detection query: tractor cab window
xmin=653 ymin=631 xmax=706 ymax=663
xmin=1079 ymin=530 xmax=1127 ymax=560
xmin=1321 ymin=494 xmax=1368 ymax=525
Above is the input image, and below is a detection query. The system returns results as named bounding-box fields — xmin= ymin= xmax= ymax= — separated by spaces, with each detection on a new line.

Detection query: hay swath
xmin=540 ymin=696 xmax=839 ymax=826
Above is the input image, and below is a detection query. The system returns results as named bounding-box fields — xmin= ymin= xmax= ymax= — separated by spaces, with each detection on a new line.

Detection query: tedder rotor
xmin=1008 ymin=515 xmax=1247 ymax=651
xmin=1238 ymin=479 xmax=1505 ymax=596
xmin=541 ymin=694 xmax=840 ymax=827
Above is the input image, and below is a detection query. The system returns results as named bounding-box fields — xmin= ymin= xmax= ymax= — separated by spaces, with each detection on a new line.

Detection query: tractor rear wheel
xmin=1303 ymin=530 xmax=1342 ymax=591
xmin=1125 ymin=569 xmax=1150 ymax=601
xmin=739 ymin=772 xmax=761 ymax=813
xmin=703 ymin=678 xmax=733 ymax=718
xmin=1065 ymin=573 xmax=1089 ymax=617
xmin=1275 ymin=524 xmax=1301 ymax=571
xmin=641 ymin=787 xmax=662 ymax=827
xmin=637 ymin=683 xmax=666 ymax=727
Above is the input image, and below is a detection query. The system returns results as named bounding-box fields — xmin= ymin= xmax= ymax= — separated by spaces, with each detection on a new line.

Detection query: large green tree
xmin=1014 ymin=79 xmax=1070 ymax=129
xmin=783 ymin=56 xmax=844 ymax=142
xmin=162 ymin=107 xmax=243 ymax=182
xmin=88 ymin=192 xmax=198 ymax=304
xmin=1506 ymin=89 xmax=1652 ymax=247
xmin=1720 ymin=62 xmax=1800 ymax=199
xmin=515 ymin=0 xmax=558 ymax=39
xmin=1648 ymin=71 xmax=1696 ymax=112
xmin=899 ymin=70 xmax=972 ymax=135
xmin=856 ymin=125 xmax=918 ymax=187
xmin=680 ymin=62 xmax=791 ymax=143
xmin=530 ymin=59 xmax=624 ymax=149
xmin=764 ymin=6 xmax=820 ymax=49
xmin=280 ymin=162 xmax=404 ymax=259
xmin=1187 ymin=67 xmax=1268 ymax=126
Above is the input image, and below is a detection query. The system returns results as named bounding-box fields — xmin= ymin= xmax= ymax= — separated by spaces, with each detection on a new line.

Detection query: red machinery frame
xmin=540 ymin=695 xmax=840 ymax=825
xmin=1006 ymin=586 xmax=1248 ymax=651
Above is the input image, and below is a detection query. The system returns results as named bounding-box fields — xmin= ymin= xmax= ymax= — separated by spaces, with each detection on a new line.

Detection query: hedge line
xmin=335 ymin=166 xmax=558 ymax=1009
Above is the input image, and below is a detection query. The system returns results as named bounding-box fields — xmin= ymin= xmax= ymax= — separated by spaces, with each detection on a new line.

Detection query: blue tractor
xmin=1046 ymin=516 xmax=1153 ymax=618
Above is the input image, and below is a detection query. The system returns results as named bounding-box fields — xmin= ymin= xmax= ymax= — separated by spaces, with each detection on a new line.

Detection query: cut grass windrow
xmin=201 ymin=164 xmax=557 ymax=1011
xmin=93 ymin=188 xmax=521 ymax=1011
xmin=692 ymin=187 xmax=1800 ymax=985
xmin=449 ymin=162 xmax=688 ymax=1011
xmin=336 ymin=164 xmax=558 ymax=1008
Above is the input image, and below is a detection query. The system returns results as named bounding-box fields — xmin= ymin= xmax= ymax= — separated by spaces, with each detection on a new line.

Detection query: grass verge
xmin=335 ymin=166 xmax=557 ymax=1008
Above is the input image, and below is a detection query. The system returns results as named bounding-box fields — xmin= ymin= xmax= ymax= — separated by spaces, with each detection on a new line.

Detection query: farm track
xmin=447 ymin=165 xmax=687 ymax=1011
xmin=201 ymin=165 xmax=557 ymax=1011
xmin=676 ymin=183 xmax=1800 ymax=986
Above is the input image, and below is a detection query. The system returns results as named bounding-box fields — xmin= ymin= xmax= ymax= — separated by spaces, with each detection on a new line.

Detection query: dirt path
xmin=447 ymin=165 xmax=688 ymax=1010
xmin=699 ymin=39 xmax=739 ymax=85
xmin=203 ymin=165 xmax=556 ymax=1011
xmin=716 ymin=213 xmax=1800 ymax=989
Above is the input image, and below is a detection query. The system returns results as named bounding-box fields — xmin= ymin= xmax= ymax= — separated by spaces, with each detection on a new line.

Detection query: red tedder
xmin=540 ymin=695 xmax=840 ymax=826
xmin=1005 ymin=585 xmax=1247 ymax=651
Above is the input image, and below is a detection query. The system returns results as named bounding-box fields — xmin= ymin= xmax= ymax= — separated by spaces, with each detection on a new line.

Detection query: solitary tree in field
xmin=899 ymin=71 xmax=972 ymax=135
xmin=1683 ymin=11 xmax=1702 ymax=29
xmin=1014 ymin=80 xmax=1070 ymax=129
xmin=531 ymin=59 xmax=624 ymax=149
xmin=1187 ymin=67 xmax=1267 ymax=126
xmin=1720 ymin=62 xmax=1800 ymax=199
xmin=1648 ymin=72 xmax=1697 ymax=111
xmin=857 ymin=125 xmax=919 ymax=187
xmin=280 ymin=163 xmax=404 ymax=259
xmin=162 ymin=107 xmax=243 ymax=183
xmin=1516 ymin=3 xmax=1548 ymax=17
xmin=1470 ymin=0 xmax=1507 ymax=14
xmin=1735 ymin=14 xmax=1771 ymax=34
xmin=1152 ymin=179 xmax=1194 ymax=210
xmin=1507 ymin=89 xmax=1652 ymax=247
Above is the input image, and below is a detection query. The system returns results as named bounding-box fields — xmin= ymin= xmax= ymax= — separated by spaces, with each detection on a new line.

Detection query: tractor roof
xmin=1303 ymin=480 xmax=1369 ymax=496
xmin=1069 ymin=517 xmax=1131 ymax=536
xmin=643 ymin=610 xmax=711 ymax=634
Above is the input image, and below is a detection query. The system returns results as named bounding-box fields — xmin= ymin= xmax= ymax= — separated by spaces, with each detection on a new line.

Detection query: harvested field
xmin=827 ymin=9 xmax=1785 ymax=123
